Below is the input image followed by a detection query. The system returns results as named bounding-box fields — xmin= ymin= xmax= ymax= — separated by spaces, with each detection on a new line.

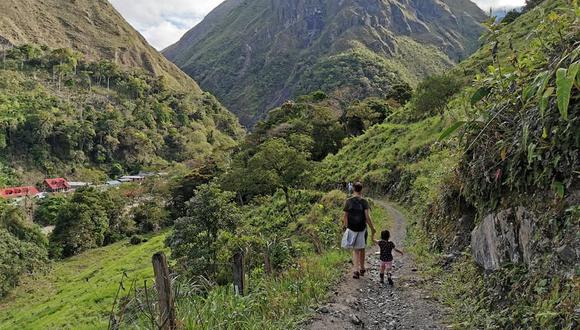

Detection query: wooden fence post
xmin=233 ymin=251 xmax=245 ymax=296
xmin=152 ymin=252 xmax=176 ymax=330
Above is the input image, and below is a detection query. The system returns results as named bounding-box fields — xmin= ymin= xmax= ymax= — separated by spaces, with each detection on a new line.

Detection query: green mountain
xmin=164 ymin=0 xmax=487 ymax=125
xmin=0 ymin=0 xmax=197 ymax=91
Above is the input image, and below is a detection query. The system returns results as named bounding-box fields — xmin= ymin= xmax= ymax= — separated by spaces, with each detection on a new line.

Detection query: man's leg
xmin=352 ymin=249 xmax=360 ymax=278
xmin=360 ymin=248 xmax=366 ymax=272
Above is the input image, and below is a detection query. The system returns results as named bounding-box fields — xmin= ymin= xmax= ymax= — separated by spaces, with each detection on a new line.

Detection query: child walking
xmin=373 ymin=230 xmax=403 ymax=285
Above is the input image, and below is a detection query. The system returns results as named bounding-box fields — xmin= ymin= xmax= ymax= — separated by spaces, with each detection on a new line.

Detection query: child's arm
xmin=395 ymin=248 xmax=404 ymax=255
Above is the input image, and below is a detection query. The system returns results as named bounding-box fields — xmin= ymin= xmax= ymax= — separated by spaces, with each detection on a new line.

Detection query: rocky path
xmin=304 ymin=201 xmax=445 ymax=330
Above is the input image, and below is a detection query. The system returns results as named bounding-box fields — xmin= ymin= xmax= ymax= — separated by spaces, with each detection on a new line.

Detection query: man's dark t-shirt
xmin=343 ymin=196 xmax=369 ymax=232
xmin=379 ymin=240 xmax=396 ymax=262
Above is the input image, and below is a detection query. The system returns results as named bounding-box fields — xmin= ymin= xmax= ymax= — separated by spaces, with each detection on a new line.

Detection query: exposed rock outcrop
xmin=471 ymin=207 xmax=536 ymax=270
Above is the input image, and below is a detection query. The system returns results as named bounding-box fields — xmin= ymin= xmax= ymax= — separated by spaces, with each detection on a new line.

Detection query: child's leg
xmin=385 ymin=262 xmax=394 ymax=285
xmin=379 ymin=262 xmax=386 ymax=283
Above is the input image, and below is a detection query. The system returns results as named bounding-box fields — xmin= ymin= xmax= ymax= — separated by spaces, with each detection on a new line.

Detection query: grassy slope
xmin=320 ymin=113 xmax=460 ymax=208
xmin=0 ymin=205 xmax=391 ymax=329
xmin=0 ymin=232 xmax=169 ymax=329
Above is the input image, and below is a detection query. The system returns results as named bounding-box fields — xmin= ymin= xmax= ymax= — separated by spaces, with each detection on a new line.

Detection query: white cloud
xmin=109 ymin=0 xmax=225 ymax=49
xmin=472 ymin=0 xmax=526 ymax=11
xmin=110 ymin=0 xmax=527 ymax=50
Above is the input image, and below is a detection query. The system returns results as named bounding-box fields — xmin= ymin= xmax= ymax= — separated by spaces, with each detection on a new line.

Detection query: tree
xmin=0 ymin=204 xmax=48 ymax=297
xmin=344 ymin=97 xmax=392 ymax=136
xmin=49 ymin=188 xmax=110 ymax=258
xmin=165 ymin=183 xmax=240 ymax=279
xmin=34 ymin=194 xmax=68 ymax=226
xmin=248 ymin=138 xmax=311 ymax=218
xmin=413 ymin=74 xmax=463 ymax=117
xmin=0 ymin=229 xmax=48 ymax=297
xmin=132 ymin=200 xmax=169 ymax=233
xmin=168 ymin=158 xmax=218 ymax=218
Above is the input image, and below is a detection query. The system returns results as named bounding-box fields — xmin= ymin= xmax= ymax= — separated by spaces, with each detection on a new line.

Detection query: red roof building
xmin=0 ymin=186 xmax=40 ymax=199
xmin=43 ymin=178 xmax=70 ymax=192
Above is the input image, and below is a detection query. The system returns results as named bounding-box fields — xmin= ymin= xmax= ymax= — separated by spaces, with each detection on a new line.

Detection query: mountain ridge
xmin=0 ymin=0 xmax=198 ymax=91
xmin=164 ymin=0 xmax=487 ymax=125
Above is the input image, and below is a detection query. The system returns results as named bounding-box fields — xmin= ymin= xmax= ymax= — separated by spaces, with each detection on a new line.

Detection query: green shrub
xmin=166 ymin=183 xmax=241 ymax=281
xmin=49 ymin=188 xmax=111 ymax=258
xmin=34 ymin=194 xmax=68 ymax=226
xmin=132 ymin=200 xmax=170 ymax=233
xmin=412 ymin=73 xmax=463 ymax=117
xmin=129 ymin=235 xmax=144 ymax=245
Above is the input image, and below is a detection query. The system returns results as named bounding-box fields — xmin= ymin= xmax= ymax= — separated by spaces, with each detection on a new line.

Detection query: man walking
xmin=341 ymin=182 xmax=376 ymax=279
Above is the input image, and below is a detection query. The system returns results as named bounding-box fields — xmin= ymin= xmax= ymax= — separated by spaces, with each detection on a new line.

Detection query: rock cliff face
xmin=0 ymin=0 xmax=198 ymax=91
xmin=471 ymin=207 xmax=536 ymax=270
xmin=164 ymin=0 xmax=486 ymax=125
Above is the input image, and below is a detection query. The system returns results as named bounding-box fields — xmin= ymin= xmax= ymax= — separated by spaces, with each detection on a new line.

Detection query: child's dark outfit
xmin=378 ymin=240 xmax=395 ymax=285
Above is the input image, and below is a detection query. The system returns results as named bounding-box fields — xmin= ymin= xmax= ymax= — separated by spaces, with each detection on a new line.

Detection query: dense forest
xmin=0 ymin=45 xmax=242 ymax=181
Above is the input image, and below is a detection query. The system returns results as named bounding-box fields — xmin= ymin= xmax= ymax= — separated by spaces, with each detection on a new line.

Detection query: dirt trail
xmin=304 ymin=201 xmax=445 ymax=330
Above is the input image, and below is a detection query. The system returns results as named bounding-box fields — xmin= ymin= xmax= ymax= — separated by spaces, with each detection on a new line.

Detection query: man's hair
xmin=353 ymin=182 xmax=363 ymax=193
xmin=381 ymin=230 xmax=390 ymax=241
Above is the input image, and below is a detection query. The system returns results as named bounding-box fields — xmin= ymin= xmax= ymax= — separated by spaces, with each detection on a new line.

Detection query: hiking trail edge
xmin=304 ymin=200 xmax=446 ymax=330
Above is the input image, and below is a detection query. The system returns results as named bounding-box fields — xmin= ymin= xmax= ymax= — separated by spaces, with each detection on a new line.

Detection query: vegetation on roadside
xmin=317 ymin=1 xmax=579 ymax=328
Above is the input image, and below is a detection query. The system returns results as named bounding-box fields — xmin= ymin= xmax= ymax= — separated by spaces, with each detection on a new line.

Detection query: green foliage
xmin=298 ymin=48 xmax=414 ymax=106
xmin=0 ymin=204 xmax=48 ymax=298
xmin=251 ymin=92 xmax=347 ymax=161
xmin=458 ymin=4 xmax=579 ymax=211
xmin=49 ymin=188 xmax=125 ymax=258
xmin=132 ymin=200 xmax=170 ymax=234
xmin=0 ymin=229 xmax=48 ymax=298
xmin=344 ymin=97 xmax=396 ymax=136
xmin=166 ymin=183 xmax=241 ymax=281
xmin=0 ymin=45 xmax=242 ymax=175
xmin=168 ymin=158 xmax=219 ymax=219
xmin=412 ymin=73 xmax=463 ymax=118
xmin=33 ymin=194 xmax=68 ymax=226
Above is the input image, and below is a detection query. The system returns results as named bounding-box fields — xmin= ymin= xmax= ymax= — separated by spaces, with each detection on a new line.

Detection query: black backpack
xmin=347 ymin=197 xmax=366 ymax=232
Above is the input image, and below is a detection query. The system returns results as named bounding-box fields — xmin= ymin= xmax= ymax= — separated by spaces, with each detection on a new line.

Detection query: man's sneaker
xmin=353 ymin=271 xmax=360 ymax=279
xmin=360 ymin=269 xmax=366 ymax=276
xmin=387 ymin=277 xmax=394 ymax=286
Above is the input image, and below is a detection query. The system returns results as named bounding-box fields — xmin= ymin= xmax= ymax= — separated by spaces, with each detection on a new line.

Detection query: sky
xmin=109 ymin=0 xmax=526 ymax=50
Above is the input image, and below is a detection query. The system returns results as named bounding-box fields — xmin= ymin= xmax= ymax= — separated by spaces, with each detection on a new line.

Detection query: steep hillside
xmin=0 ymin=0 xmax=197 ymax=90
xmin=317 ymin=0 xmax=579 ymax=327
xmin=0 ymin=46 xmax=243 ymax=181
xmin=164 ymin=0 xmax=486 ymax=125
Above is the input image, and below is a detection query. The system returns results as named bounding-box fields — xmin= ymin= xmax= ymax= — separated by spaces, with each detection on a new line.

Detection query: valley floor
xmin=305 ymin=201 xmax=445 ymax=330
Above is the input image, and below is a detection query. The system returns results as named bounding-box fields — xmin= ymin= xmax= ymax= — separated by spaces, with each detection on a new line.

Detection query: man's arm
xmin=343 ymin=211 xmax=348 ymax=230
xmin=395 ymin=248 xmax=404 ymax=255
xmin=365 ymin=209 xmax=376 ymax=235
